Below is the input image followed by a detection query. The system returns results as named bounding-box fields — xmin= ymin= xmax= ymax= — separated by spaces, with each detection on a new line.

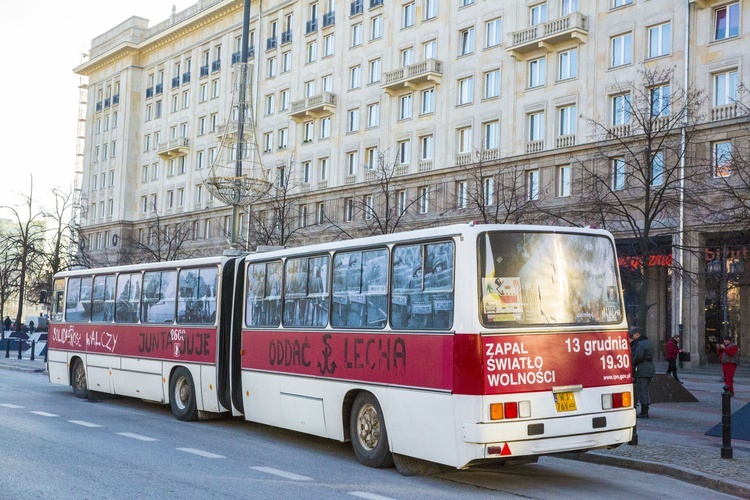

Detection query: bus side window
xmin=115 ymin=273 xmax=141 ymax=323
xmin=246 ymin=262 xmax=281 ymax=327
xmin=332 ymin=249 xmax=387 ymax=329
xmin=283 ymin=256 xmax=329 ymax=328
xmin=91 ymin=275 xmax=115 ymax=322
xmin=65 ymin=277 xmax=92 ymax=322
xmin=178 ymin=267 xmax=218 ymax=325
xmin=142 ymin=270 xmax=177 ymax=324
xmin=391 ymin=242 xmax=454 ymax=330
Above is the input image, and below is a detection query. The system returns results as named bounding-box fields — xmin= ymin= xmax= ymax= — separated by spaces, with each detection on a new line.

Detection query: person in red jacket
xmin=665 ymin=335 xmax=684 ymax=383
xmin=717 ymin=335 xmax=739 ymax=396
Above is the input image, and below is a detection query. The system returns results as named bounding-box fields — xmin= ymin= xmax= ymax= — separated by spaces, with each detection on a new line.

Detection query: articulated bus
xmin=48 ymin=223 xmax=635 ymax=472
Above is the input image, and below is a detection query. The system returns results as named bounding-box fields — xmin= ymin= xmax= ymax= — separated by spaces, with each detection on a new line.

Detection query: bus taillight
xmin=601 ymin=391 xmax=632 ymax=410
xmin=490 ymin=401 xmax=531 ymax=420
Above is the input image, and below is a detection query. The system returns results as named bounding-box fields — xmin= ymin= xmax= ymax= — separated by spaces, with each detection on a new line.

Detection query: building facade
xmin=75 ymin=0 xmax=749 ymax=364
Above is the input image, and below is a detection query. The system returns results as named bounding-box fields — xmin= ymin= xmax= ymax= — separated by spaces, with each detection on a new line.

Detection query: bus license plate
xmin=554 ymin=392 xmax=577 ymax=412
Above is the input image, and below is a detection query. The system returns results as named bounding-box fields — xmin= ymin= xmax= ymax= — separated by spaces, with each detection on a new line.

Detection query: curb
xmin=559 ymin=451 xmax=750 ymax=498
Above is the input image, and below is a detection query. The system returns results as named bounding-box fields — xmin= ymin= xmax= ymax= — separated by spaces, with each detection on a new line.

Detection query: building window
xmin=459 ymin=27 xmax=475 ymax=55
xmin=558 ymin=48 xmax=578 ymax=80
xmin=612 ymin=0 xmax=632 ymax=7
xmin=305 ymin=80 xmax=316 ymax=97
xmin=303 ymin=161 xmax=311 ymax=183
xmin=460 ymin=0 xmax=475 ymax=6
xmin=530 ymin=3 xmax=547 ymax=26
xmin=397 ymin=140 xmax=411 ymax=164
xmin=559 ymin=104 xmax=576 ymax=136
xmin=212 ymin=79 xmax=220 ymax=98
xmin=367 ymin=102 xmax=380 ymax=127
xmin=369 ymin=58 xmax=381 ymax=83
xmin=142 ymin=165 xmax=149 ymax=183
xmin=457 ymin=126 xmax=473 ymax=153
xmin=561 ymin=0 xmax=578 ymax=15
xmin=424 ymin=0 xmax=437 ymax=19
xmin=265 ymin=94 xmax=275 ymax=115
xmin=714 ymin=3 xmax=740 ymax=41
xmin=303 ymin=121 xmax=314 ymax=142
xmin=200 ymin=83 xmax=208 ymax=102
xmin=421 ymin=134 xmax=434 ymax=160
xmin=263 ymin=132 xmax=273 ymax=152
xmin=713 ymin=141 xmax=732 ymax=177
xmin=365 ymin=194 xmax=374 ymax=220
xmin=280 ymin=89 xmax=289 ymax=111
xmin=267 ymin=57 xmax=277 ymax=77
xmin=648 ymin=22 xmax=671 ymax=58
xmin=196 ymin=150 xmax=204 ymax=171
xmin=347 ymin=108 xmax=360 ymax=132
xmin=612 ymin=93 xmax=632 ymax=125
xmin=529 ymin=111 xmax=545 ymax=141
xmin=486 ymin=18 xmax=502 ymax=48
xmin=401 ymin=47 xmax=414 ymax=67
xmin=421 ymin=88 xmax=435 ymax=114
xmin=306 ymin=41 xmax=317 ymax=63
xmin=483 ymin=177 xmax=494 ymax=206
xmin=282 ymin=51 xmax=292 ymax=72
xmin=320 ymin=117 xmax=331 ymax=139
xmin=300 ymin=205 xmax=308 ymax=228
xmin=651 ymin=84 xmax=671 ymax=118
xmin=370 ymin=15 xmax=383 ymax=40
xmin=611 ymin=33 xmax=633 ymax=67
xmin=397 ymin=190 xmax=407 ymax=215
xmin=399 ymin=94 xmax=413 ymax=119
xmin=402 ymin=2 xmax=415 ymax=28
xmin=319 ymin=157 xmax=329 ymax=180
xmin=529 ymin=57 xmax=546 ymax=88
xmin=182 ymin=90 xmax=190 ymax=109
xmin=141 ymin=195 xmax=148 ymax=213
xmin=483 ymin=121 xmax=499 ymax=150
xmin=351 ymin=23 xmax=363 ymax=47
xmin=484 ymin=69 xmax=500 ymax=99
xmin=343 ymin=198 xmax=355 ymax=222
xmin=714 ymin=69 xmax=739 ymax=106
xmin=557 ymin=165 xmax=571 ymax=197
xmin=526 ymin=169 xmax=540 ymax=200
xmin=458 ymin=76 xmax=474 ymax=105
xmin=457 ymin=181 xmax=468 ymax=209
xmin=322 ymin=74 xmax=333 ymax=93
xmin=316 ymin=202 xmax=325 ymax=224
xmin=278 ymin=128 xmax=288 ymax=149
xmin=365 ymin=147 xmax=377 ymax=170
xmin=350 ymin=65 xmax=361 ymax=89
xmin=651 ymin=151 xmax=664 ymax=186
xmin=347 ymin=151 xmax=359 ymax=175
xmin=418 ymin=187 xmax=430 ymax=214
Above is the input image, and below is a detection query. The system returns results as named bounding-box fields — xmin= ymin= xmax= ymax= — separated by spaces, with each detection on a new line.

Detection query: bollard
xmin=628 ymin=421 xmax=638 ymax=446
xmin=5 ymin=338 xmax=9 ymax=358
xmin=30 ymin=340 xmax=35 ymax=361
xmin=721 ymin=385 xmax=733 ymax=459
xmin=17 ymin=338 xmax=23 ymax=359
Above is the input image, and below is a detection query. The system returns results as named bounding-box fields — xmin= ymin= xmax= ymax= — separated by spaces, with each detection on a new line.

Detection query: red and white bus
xmin=48 ymin=223 xmax=635 ymax=472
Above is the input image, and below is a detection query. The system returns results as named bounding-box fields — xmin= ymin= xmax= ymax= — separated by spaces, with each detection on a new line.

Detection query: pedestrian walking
xmin=3 ymin=316 xmax=10 ymax=332
xmin=717 ymin=334 xmax=739 ymax=397
xmin=630 ymin=327 xmax=655 ymax=418
xmin=665 ymin=334 xmax=684 ymax=383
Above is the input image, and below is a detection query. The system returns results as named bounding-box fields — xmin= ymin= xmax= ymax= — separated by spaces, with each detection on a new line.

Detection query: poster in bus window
xmin=482 ymin=277 xmax=523 ymax=322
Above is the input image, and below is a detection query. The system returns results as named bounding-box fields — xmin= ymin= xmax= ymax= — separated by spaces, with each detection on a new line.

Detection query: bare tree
xmin=126 ymin=208 xmax=203 ymax=263
xmin=550 ymin=67 xmax=706 ymax=330
xmin=0 ymin=234 xmax=21 ymax=327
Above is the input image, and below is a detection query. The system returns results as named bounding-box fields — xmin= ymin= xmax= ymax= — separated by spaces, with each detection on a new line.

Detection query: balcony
xmin=212 ymin=60 xmax=221 ymax=72
xmin=370 ymin=0 xmax=383 ymax=8
xmin=200 ymin=65 xmax=210 ymax=77
xmin=182 ymin=72 xmax=191 ymax=84
xmin=266 ymin=36 xmax=277 ymax=51
xmin=281 ymin=29 xmax=293 ymax=44
xmin=216 ymin=122 xmax=238 ymax=140
xmin=306 ymin=19 xmax=318 ymax=34
xmin=382 ymin=58 xmax=443 ymax=95
xmin=104 ymin=98 xmax=111 ymax=108
xmin=145 ymin=87 xmax=154 ymax=99
xmin=156 ymin=138 xmax=190 ymax=159
xmin=95 ymin=102 xmax=102 ymax=112
xmin=525 ymin=140 xmax=545 ymax=154
xmin=345 ymin=174 xmax=357 ymax=185
xmin=112 ymin=94 xmax=120 ymax=105
xmin=556 ymin=134 xmax=576 ymax=148
xmin=231 ymin=47 xmax=255 ymax=64
xmin=350 ymin=0 xmax=363 ymax=16
xmin=711 ymin=102 xmax=740 ymax=121
xmin=171 ymin=77 xmax=180 ymax=88
xmin=289 ymin=92 xmax=337 ymax=122
xmin=155 ymin=84 xmax=163 ymax=95
xmin=508 ymin=13 xmax=588 ymax=59
xmin=323 ymin=11 xmax=335 ymax=27
xmin=418 ymin=160 xmax=433 ymax=172
xmin=455 ymin=153 xmax=473 ymax=166
xmin=607 ymin=124 xmax=631 ymax=139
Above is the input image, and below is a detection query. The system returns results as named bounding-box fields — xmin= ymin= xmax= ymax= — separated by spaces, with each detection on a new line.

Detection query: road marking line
xmin=250 ymin=466 xmax=312 ymax=481
xmin=30 ymin=411 xmax=59 ymax=417
xmin=0 ymin=404 xmax=24 ymax=409
xmin=177 ymin=448 xmax=225 ymax=459
xmin=69 ymin=420 xmax=102 ymax=428
xmin=117 ymin=432 xmax=158 ymax=442
xmin=349 ymin=493 xmax=396 ymax=500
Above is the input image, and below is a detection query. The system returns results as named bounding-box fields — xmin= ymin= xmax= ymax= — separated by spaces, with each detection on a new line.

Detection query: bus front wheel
xmin=71 ymin=359 xmax=88 ymax=399
xmin=169 ymin=367 xmax=198 ymax=421
xmin=350 ymin=392 xmax=393 ymax=468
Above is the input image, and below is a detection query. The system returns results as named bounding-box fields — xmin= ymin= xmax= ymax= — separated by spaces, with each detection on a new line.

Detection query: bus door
xmin=217 ymin=258 xmax=237 ymax=412
xmin=230 ymin=257 xmax=247 ymax=414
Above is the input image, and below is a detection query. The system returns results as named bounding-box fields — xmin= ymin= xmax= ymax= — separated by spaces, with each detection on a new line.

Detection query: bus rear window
xmin=478 ymin=231 xmax=622 ymax=327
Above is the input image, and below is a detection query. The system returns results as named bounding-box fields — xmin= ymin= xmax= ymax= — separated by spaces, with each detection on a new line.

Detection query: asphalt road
xmin=0 ymin=371 xmax=737 ymax=499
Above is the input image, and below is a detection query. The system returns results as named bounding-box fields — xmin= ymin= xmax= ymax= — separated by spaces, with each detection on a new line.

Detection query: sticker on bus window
xmin=482 ymin=277 xmax=523 ymax=321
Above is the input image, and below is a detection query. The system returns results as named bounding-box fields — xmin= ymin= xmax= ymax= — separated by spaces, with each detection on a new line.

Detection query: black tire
xmin=71 ymin=359 xmax=88 ymax=399
xmin=169 ymin=367 xmax=198 ymax=421
xmin=350 ymin=392 xmax=393 ymax=468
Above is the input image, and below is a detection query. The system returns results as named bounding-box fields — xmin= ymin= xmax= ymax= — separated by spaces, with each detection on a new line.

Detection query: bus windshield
xmin=478 ymin=231 xmax=623 ymax=327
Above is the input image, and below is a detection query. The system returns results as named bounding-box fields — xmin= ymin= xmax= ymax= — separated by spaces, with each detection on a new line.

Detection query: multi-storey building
xmin=75 ymin=0 xmax=748 ymax=365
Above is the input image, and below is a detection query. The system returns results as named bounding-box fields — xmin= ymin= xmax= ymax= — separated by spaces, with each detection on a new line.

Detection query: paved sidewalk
xmin=1 ymin=355 xmax=748 ymax=496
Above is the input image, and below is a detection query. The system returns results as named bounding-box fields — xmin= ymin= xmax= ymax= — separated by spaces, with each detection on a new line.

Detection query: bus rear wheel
xmin=170 ymin=367 xmax=198 ymax=421
xmin=71 ymin=359 xmax=88 ymax=399
xmin=350 ymin=392 xmax=393 ymax=468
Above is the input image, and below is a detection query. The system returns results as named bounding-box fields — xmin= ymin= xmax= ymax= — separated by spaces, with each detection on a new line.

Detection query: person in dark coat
xmin=630 ymin=327 xmax=655 ymax=418
xmin=3 ymin=316 xmax=10 ymax=332
xmin=665 ymin=335 xmax=684 ymax=382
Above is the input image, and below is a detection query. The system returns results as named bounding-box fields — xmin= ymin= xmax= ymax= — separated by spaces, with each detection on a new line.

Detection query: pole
xmin=17 ymin=338 xmax=22 ymax=359
xmin=31 ymin=340 xmax=35 ymax=361
xmin=721 ymin=386 xmax=733 ymax=458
